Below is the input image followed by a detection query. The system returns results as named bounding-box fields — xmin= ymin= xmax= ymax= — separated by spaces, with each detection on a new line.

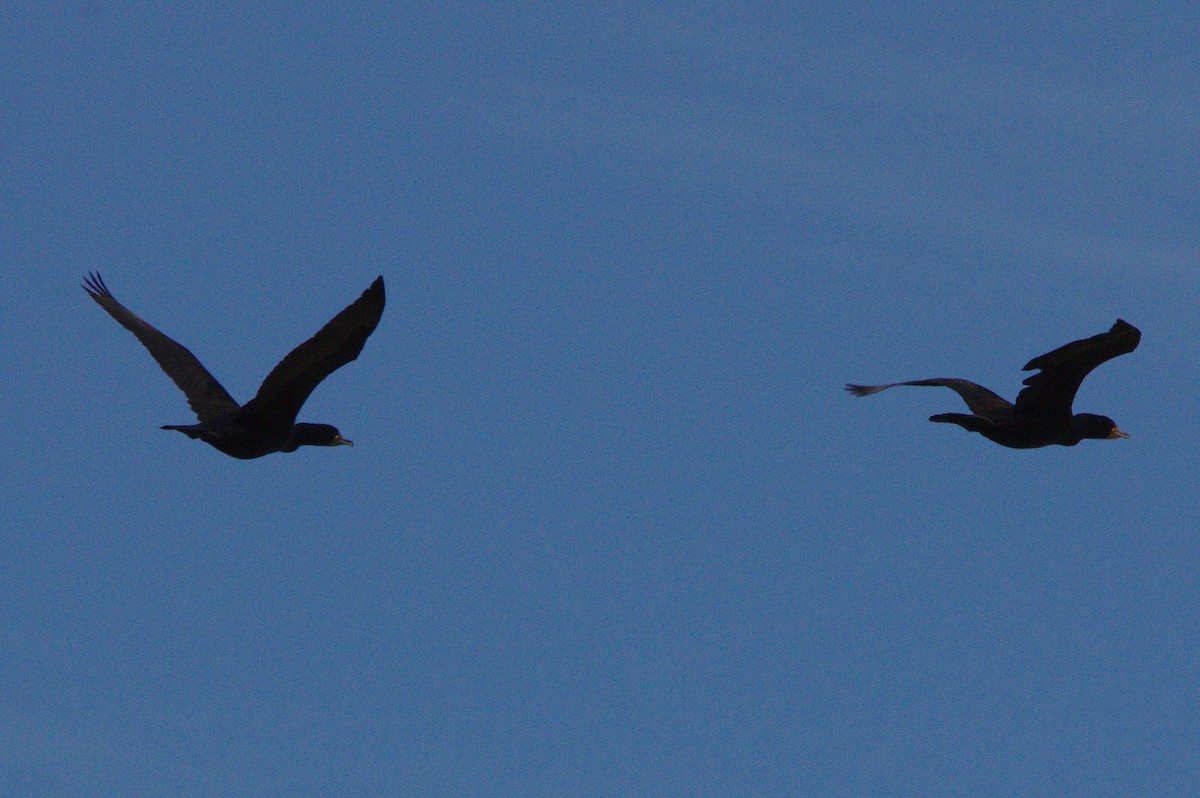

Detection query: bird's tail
xmin=929 ymin=413 xmax=991 ymax=434
xmin=161 ymin=424 xmax=205 ymax=440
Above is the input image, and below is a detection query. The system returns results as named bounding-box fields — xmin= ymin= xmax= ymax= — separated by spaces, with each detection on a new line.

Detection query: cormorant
xmin=84 ymin=273 xmax=385 ymax=459
xmin=846 ymin=319 xmax=1140 ymax=448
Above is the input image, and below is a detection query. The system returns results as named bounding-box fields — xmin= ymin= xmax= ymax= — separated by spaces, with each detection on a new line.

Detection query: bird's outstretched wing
xmin=240 ymin=276 xmax=385 ymax=424
xmin=846 ymin=378 xmax=1013 ymax=416
xmin=83 ymin=273 xmax=240 ymax=423
xmin=1014 ymin=320 xmax=1141 ymax=420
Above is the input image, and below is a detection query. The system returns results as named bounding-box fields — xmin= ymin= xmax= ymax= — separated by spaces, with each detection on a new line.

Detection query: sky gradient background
xmin=4 ymin=4 xmax=1199 ymax=795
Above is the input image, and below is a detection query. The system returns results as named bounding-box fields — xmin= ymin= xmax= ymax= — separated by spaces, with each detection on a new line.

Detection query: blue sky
xmin=4 ymin=4 xmax=1198 ymax=794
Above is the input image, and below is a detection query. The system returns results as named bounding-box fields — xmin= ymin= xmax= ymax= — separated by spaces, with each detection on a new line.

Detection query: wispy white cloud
xmin=452 ymin=72 xmax=1200 ymax=284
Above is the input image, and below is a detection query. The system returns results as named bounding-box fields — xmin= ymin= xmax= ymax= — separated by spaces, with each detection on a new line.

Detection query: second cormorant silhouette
xmin=846 ymin=319 xmax=1140 ymax=448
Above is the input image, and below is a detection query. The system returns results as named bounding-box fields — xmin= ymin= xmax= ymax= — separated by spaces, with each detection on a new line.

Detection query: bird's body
xmin=846 ymin=320 xmax=1140 ymax=449
xmin=83 ymin=273 xmax=385 ymax=459
xmin=159 ymin=415 xmax=348 ymax=460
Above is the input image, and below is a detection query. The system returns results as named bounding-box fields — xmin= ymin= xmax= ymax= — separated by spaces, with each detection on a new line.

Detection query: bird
xmin=845 ymin=319 xmax=1140 ymax=448
xmin=83 ymin=273 xmax=385 ymax=459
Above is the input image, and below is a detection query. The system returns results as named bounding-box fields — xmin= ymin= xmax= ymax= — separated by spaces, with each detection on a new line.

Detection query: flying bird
xmin=846 ymin=319 xmax=1140 ymax=448
xmin=84 ymin=273 xmax=385 ymax=459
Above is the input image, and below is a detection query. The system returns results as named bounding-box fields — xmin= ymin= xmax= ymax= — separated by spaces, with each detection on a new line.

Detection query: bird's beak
xmin=1108 ymin=427 xmax=1130 ymax=440
xmin=334 ymin=435 xmax=354 ymax=447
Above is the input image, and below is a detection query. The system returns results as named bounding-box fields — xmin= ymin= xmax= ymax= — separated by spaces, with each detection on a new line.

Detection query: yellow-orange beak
xmin=1108 ymin=427 xmax=1130 ymax=440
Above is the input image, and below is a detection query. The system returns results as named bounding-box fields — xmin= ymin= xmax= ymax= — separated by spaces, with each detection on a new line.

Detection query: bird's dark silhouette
xmin=846 ymin=319 xmax=1140 ymax=448
xmin=84 ymin=273 xmax=385 ymax=459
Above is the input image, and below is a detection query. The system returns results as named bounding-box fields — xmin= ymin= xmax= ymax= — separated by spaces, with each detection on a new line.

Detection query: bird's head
xmin=292 ymin=423 xmax=354 ymax=449
xmin=1073 ymin=413 xmax=1129 ymax=441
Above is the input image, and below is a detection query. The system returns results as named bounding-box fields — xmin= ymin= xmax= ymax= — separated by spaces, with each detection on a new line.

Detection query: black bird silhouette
xmin=84 ymin=273 xmax=385 ymax=459
xmin=846 ymin=319 xmax=1140 ymax=448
